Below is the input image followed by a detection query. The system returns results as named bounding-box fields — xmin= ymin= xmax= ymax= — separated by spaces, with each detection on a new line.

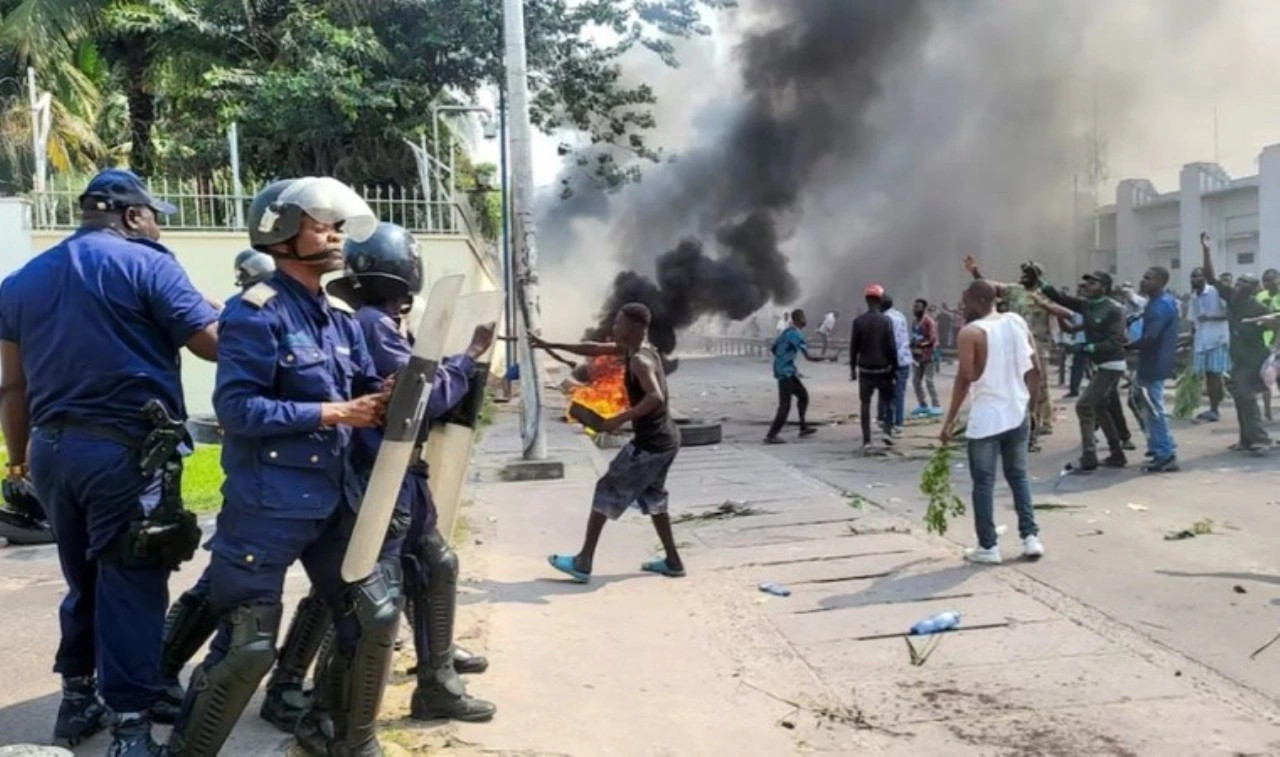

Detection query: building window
xmin=1171 ymin=257 xmax=1181 ymax=270
xmin=1238 ymin=252 xmax=1256 ymax=265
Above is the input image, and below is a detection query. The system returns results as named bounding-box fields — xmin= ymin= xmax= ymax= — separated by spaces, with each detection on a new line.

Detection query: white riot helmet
xmin=247 ymin=177 xmax=377 ymax=260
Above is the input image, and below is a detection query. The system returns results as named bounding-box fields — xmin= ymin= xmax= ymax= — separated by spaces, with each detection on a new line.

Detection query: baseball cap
xmin=864 ymin=284 xmax=885 ymax=298
xmin=78 ymin=169 xmax=177 ymax=215
xmin=1081 ymin=270 xmax=1113 ymax=291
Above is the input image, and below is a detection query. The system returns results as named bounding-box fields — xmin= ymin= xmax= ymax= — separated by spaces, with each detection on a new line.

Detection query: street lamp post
xmin=503 ymin=0 xmax=548 ymax=462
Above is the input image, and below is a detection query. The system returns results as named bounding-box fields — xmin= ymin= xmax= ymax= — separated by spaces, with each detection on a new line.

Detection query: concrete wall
xmin=20 ymin=227 xmax=502 ymax=415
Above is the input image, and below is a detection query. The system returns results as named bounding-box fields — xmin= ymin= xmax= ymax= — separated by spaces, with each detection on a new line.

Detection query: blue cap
xmin=78 ymin=169 xmax=177 ymax=216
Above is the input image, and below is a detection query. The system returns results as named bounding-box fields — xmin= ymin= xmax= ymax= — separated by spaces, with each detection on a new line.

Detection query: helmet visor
xmin=276 ymin=177 xmax=377 ymax=243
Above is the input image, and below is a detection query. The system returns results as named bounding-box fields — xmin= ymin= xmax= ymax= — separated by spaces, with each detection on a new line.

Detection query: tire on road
xmin=677 ymin=421 xmax=722 ymax=447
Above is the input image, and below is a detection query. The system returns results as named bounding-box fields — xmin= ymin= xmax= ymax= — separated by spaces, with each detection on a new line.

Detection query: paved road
xmin=3 ymin=353 xmax=1280 ymax=756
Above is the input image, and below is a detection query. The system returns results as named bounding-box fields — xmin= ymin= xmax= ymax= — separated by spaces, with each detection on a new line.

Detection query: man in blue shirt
xmin=0 ymin=169 xmax=220 ymax=756
xmin=1133 ymin=266 xmax=1180 ymax=473
xmin=765 ymin=309 xmax=827 ymax=444
xmin=166 ymin=178 xmax=395 ymax=757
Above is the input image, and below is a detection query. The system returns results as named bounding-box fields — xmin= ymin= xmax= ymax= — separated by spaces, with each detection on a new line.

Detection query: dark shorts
xmin=591 ymin=441 xmax=678 ymax=520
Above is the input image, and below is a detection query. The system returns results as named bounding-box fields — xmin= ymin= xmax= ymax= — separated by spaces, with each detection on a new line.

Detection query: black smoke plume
xmin=586 ymin=1 xmax=930 ymax=353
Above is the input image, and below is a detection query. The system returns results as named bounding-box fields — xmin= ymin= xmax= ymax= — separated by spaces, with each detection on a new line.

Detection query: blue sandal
xmin=548 ymin=554 xmax=590 ymax=583
xmin=641 ymin=558 xmax=687 ymax=578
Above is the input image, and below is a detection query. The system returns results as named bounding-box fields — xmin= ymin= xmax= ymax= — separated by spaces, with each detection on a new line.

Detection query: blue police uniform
xmin=0 ymin=228 xmax=217 ymax=717
xmin=208 ymin=270 xmax=382 ymax=624
xmin=169 ymin=269 xmax=389 ymax=755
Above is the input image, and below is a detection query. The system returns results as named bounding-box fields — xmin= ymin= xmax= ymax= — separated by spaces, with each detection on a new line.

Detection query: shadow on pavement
xmin=0 ymin=691 xmax=97 ymax=752
xmin=816 ymin=560 xmax=975 ymax=612
xmin=464 ymin=574 xmax=644 ymax=606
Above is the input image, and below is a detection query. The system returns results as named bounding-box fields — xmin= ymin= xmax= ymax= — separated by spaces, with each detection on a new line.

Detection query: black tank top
xmin=625 ymin=346 xmax=679 ymax=452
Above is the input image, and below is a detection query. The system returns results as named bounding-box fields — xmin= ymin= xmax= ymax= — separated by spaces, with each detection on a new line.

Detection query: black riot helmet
xmin=326 ymin=222 xmax=424 ymax=309
xmin=233 ymin=249 xmax=276 ymax=289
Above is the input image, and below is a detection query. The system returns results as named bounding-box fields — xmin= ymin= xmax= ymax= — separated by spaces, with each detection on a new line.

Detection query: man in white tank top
xmin=940 ymin=280 xmax=1045 ymax=564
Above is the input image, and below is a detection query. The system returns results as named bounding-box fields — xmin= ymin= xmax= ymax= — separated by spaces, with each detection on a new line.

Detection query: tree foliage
xmin=0 ymin=0 xmax=733 ymax=193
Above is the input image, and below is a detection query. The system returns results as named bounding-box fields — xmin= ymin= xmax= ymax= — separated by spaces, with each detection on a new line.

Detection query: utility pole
xmin=503 ymin=0 xmax=547 ymax=462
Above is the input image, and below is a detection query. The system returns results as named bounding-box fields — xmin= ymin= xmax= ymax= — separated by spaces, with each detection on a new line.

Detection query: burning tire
xmin=676 ymin=419 xmax=722 ymax=447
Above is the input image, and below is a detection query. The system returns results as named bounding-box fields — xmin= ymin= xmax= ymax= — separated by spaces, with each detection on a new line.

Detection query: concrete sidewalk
xmin=435 ymin=409 xmax=1280 ymax=756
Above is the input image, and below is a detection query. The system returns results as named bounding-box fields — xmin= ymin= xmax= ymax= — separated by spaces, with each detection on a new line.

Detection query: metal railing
xmin=30 ymin=175 xmax=467 ymax=235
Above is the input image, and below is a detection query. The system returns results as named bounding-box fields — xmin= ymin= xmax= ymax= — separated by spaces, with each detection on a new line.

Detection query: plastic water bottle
xmin=909 ymin=611 xmax=961 ymax=636
xmin=758 ymin=582 xmax=791 ymax=597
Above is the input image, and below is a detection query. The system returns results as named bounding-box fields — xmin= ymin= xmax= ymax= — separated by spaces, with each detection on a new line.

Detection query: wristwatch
xmin=6 ymin=462 xmax=28 ymax=478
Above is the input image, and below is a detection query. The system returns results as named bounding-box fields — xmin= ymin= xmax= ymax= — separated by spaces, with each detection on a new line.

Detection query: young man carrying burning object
xmin=529 ymin=303 xmax=686 ymax=581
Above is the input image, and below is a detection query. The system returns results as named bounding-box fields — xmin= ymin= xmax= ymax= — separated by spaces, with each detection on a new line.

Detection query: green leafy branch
xmin=920 ymin=444 xmax=965 ymax=536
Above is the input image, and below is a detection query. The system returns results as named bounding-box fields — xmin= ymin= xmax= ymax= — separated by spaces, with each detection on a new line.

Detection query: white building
xmin=1096 ymin=143 xmax=1280 ymax=289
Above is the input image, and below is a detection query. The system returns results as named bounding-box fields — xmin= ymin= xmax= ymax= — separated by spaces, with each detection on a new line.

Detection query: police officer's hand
xmin=466 ymin=322 xmax=497 ymax=360
xmin=323 ymin=394 xmax=387 ymax=428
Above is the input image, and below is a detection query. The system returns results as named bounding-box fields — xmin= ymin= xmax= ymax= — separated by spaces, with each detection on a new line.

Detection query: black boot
xmin=453 ymin=646 xmax=489 ymax=675
xmin=1102 ymin=451 xmax=1128 ymax=468
xmin=410 ymin=667 xmax=496 ymax=722
xmin=52 ymin=675 xmax=106 ymax=747
xmin=106 ymin=715 xmax=162 ymax=757
xmin=410 ymin=532 xmax=494 ymax=722
xmin=294 ymin=644 xmax=338 ymax=757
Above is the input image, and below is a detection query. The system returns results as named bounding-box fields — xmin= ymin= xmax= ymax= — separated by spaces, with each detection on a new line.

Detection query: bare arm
xmin=941 ymin=325 xmax=981 ymax=441
xmin=0 ymin=341 xmax=29 ymax=470
xmin=1025 ymin=331 xmax=1043 ymax=403
xmin=529 ymin=334 xmax=623 ymax=358
xmin=1201 ymin=232 xmax=1216 ymax=284
xmin=185 ymin=323 xmax=219 ymax=362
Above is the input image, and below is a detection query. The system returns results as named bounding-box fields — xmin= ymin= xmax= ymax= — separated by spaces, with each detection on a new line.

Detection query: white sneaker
xmin=1022 ymin=535 xmax=1045 ymax=560
xmin=964 ymin=545 xmax=1002 ymax=564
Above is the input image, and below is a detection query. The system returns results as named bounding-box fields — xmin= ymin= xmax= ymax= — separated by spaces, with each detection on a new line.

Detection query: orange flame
xmin=567 ymin=355 xmax=630 ymax=423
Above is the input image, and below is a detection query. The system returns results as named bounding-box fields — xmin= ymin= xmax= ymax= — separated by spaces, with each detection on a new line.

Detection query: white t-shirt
xmin=818 ymin=312 xmax=837 ymax=336
xmin=966 ymin=312 xmax=1033 ymax=440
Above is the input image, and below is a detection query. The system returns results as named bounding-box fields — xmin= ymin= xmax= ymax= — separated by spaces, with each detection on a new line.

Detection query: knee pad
xmin=168 ymin=603 xmax=281 ymax=757
xmin=161 ymin=589 xmax=219 ymax=680
xmin=352 ymin=563 xmax=402 ymax=639
xmin=423 ymin=528 xmax=458 ymax=583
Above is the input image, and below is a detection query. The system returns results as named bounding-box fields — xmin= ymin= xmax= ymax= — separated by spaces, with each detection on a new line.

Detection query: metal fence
xmin=30 ymin=174 xmax=467 ymax=234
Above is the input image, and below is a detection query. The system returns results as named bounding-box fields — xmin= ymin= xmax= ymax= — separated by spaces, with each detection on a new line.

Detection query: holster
xmin=103 ymin=400 xmax=202 ymax=570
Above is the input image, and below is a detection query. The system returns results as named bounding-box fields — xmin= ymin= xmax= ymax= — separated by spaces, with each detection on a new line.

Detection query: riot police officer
xmin=324 ymin=222 xmax=496 ymax=722
xmin=0 ymin=168 xmax=220 ymax=756
xmin=158 ymin=242 xmax=325 ymax=734
xmin=166 ymin=177 xmax=396 ymax=757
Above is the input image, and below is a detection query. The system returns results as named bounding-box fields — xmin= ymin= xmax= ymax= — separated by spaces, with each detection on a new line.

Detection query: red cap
xmin=864 ymin=284 xmax=885 ymax=298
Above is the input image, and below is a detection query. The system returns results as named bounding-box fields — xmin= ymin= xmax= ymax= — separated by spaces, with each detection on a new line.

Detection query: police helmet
xmin=233 ymin=249 xmax=276 ymax=289
xmin=247 ymin=177 xmax=378 ymax=254
xmin=326 ymin=222 xmax=424 ymax=308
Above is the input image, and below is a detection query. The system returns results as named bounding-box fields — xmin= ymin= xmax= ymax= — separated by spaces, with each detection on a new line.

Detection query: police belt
xmin=46 ymin=410 xmax=201 ymax=570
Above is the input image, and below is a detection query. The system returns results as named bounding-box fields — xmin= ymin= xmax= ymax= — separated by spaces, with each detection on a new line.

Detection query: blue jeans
xmin=892 ymin=365 xmax=910 ymax=426
xmin=966 ymin=418 xmax=1038 ymax=550
xmin=1139 ymin=378 xmax=1176 ymax=459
